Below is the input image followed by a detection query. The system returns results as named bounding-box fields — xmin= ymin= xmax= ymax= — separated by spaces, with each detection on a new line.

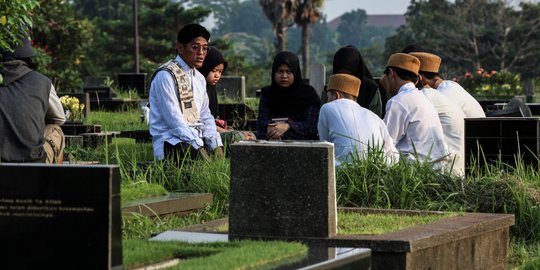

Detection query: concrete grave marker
xmin=229 ymin=141 xmax=336 ymax=239
xmin=216 ymin=76 xmax=246 ymax=102
xmin=0 ymin=164 xmax=122 ymax=269
xmin=309 ymin=63 xmax=326 ymax=99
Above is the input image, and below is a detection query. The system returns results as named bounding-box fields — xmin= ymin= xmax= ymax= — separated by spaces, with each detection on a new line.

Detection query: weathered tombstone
xmin=523 ymin=79 xmax=535 ymax=103
xmin=0 ymin=164 xmax=122 ymax=269
xmin=229 ymin=141 xmax=336 ymax=239
xmin=216 ymin=75 xmax=245 ymax=102
xmin=118 ymin=73 xmax=147 ymax=98
xmin=309 ymin=63 xmax=326 ymax=99
xmin=84 ymin=76 xmax=109 ymax=88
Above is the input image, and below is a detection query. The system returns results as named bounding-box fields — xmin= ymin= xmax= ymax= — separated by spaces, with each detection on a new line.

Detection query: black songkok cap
xmin=0 ymin=38 xmax=35 ymax=61
xmin=177 ymin=24 xmax=210 ymax=44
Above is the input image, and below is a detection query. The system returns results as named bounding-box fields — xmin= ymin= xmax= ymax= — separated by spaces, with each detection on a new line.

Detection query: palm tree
xmin=294 ymin=0 xmax=323 ymax=75
xmin=259 ymin=0 xmax=297 ymax=54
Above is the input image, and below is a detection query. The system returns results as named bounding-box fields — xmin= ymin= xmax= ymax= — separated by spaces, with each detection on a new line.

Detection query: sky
xmin=201 ymin=0 xmax=540 ymax=30
xmin=322 ymin=0 xmax=410 ymax=20
xmin=321 ymin=0 xmax=540 ymax=20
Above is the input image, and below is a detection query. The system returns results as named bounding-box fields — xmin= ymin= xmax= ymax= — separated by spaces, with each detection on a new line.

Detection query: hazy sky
xmin=321 ymin=0 xmax=540 ymax=20
xmin=322 ymin=0 xmax=410 ymax=20
xmin=201 ymin=0 xmax=540 ymax=30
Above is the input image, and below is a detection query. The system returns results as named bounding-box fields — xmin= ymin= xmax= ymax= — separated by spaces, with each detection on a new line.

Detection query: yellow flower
xmin=59 ymin=96 xmax=84 ymax=121
xmin=0 ymin=16 xmax=7 ymax=26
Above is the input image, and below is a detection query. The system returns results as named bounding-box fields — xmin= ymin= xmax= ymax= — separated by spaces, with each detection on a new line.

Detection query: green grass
xmin=123 ymin=239 xmax=307 ymax=270
xmin=121 ymin=182 xmax=169 ymax=204
xmin=78 ymin=107 xmax=540 ymax=267
xmin=86 ymin=111 xmax=148 ymax=131
xmin=337 ymin=211 xmax=460 ymax=235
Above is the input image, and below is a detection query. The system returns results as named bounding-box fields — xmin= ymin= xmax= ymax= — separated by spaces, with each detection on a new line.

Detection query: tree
xmin=385 ymin=0 xmax=540 ymax=79
xmin=260 ymin=0 xmax=297 ymax=54
xmin=336 ymin=9 xmax=368 ymax=47
xmin=294 ymin=0 xmax=323 ymax=75
xmin=0 ymin=0 xmax=39 ymax=84
xmin=72 ymin=0 xmax=210 ymax=76
xmin=31 ymin=0 xmax=94 ymax=92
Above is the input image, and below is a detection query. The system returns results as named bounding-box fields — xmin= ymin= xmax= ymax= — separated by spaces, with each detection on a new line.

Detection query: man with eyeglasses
xmin=149 ymin=23 xmax=224 ymax=161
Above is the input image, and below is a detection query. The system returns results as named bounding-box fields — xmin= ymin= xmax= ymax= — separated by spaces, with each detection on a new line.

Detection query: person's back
xmin=421 ymin=88 xmax=465 ymax=174
xmin=385 ymin=85 xmax=448 ymax=162
xmin=318 ymin=74 xmax=397 ymax=166
xmin=437 ymin=80 xmax=486 ymax=118
xmin=0 ymin=60 xmax=49 ymax=162
xmin=381 ymin=53 xmax=448 ymax=165
xmin=0 ymin=38 xmax=65 ymax=163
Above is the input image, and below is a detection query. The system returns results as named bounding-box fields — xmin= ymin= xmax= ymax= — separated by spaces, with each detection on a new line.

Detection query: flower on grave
xmin=458 ymin=68 xmax=522 ymax=97
xmin=60 ymin=95 xmax=85 ymax=122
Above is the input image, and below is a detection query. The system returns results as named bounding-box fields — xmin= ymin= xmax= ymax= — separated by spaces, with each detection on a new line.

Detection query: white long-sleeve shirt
xmin=46 ymin=84 xmax=66 ymax=125
xmin=318 ymin=98 xmax=398 ymax=166
xmin=384 ymin=83 xmax=449 ymax=164
xmin=149 ymin=55 xmax=222 ymax=160
xmin=437 ymin=80 xmax=486 ymax=118
xmin=421 ymin=87 xmax=465 ymax=175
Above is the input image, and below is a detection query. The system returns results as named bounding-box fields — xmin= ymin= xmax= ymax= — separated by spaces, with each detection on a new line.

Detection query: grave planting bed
xmin=174 ymin=208 xmax=514 ymax=270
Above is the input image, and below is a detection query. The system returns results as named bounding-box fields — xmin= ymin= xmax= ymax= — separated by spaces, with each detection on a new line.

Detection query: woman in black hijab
xmin=197 ymin=46 xmax=227 ymax=119
xmin=198 ymin=47 xmax=256 ymax=145
xmin=332 ymin=45 xmax=383 ymax=118
xmin=257 ymin=51 xmax=321 ymax=140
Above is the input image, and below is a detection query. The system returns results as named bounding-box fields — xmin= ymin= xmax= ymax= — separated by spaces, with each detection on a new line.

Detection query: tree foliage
xmin=259 ymin=0 xmax=297 ymax=54
xmin=385 ymin=0 xmax=540 ymax=79
xmin=72 ymin=0 xmax=210 ymax=76
xmin=0 ymin=0 xmax=38 ymax=52
xmin=294 ymin=0 xmax=323 ymax=75
xmin=31 ymin=0 xmax=93 ymax=92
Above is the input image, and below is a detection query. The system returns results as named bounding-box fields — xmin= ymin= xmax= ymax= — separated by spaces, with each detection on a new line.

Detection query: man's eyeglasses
xmin=184 ymin=43 xmax=208 ymax=54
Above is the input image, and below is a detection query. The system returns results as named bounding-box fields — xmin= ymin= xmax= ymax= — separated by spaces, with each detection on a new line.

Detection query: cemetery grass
xmin=83 ymin=109 xmax=540 ymax=266
xmin=337 ymin=212 xmax=460 ymax=235
xmin=123 ymin=239 xmax=307 ymax=270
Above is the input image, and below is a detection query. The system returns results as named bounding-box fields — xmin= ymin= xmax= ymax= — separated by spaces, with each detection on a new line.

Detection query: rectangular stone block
xmin=216 ymin=76 xmax=245 ymax=101
xmin=0 ymin=164 xmax=122 ymax=269
xmin=465 ymin=117 xmax=540 ymax=171
xmin=229 ymin=141 xmax=336 ymax=239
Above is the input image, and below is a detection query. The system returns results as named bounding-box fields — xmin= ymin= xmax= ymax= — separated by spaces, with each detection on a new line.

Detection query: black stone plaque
xmin=0 ymin=164 xmax=122 ymax=269
xmin=229 ymin=141 xmax=336 ymax=239
xmin=118 ymin=73 xmax=147 ymax=98
xmin=465 ymin=117 xmax=540 ymax=171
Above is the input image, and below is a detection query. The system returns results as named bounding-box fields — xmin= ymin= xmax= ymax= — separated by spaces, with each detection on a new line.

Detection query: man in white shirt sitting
xmin=149 ymin=24 xmax=223 ymax=161
xmin=416 ymin=59 xmax=486 ymax=118
xmin=382 ymin=53 xmax=449 ymax=168
xmin=318 ymin=74 xmax=398 ymax=166
xmin=409 ymin=52 xmax=466 ymax=176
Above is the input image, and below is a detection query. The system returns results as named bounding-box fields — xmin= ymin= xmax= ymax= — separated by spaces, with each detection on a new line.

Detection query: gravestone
xmin=309 ymin=63 xmax=326 ymax=99
xmin=118 ymin=73 xmax=147 ymax=98
xmin=216 ymin=76 xmax=245 ymax=101
xmin=465 ymin=117 xmax=540 ymax=171
xmin=84 ymin=76 xmax=109 ymax=88
xmin=0 ymin=164 xmax=122 ymax=269
xmin=229 ymin=141 xmax=336 ymax=239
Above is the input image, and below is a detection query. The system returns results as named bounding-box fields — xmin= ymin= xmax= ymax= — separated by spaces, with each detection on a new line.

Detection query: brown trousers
xmin=43 ymin=124 xmax=65 ymax=164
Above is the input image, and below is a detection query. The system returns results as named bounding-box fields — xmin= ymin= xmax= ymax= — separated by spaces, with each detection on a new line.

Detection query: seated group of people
xmin=147 ymin=24 xmax=488 ymax=176
xmin=1 ymin=23 xmax=487 ymax=177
